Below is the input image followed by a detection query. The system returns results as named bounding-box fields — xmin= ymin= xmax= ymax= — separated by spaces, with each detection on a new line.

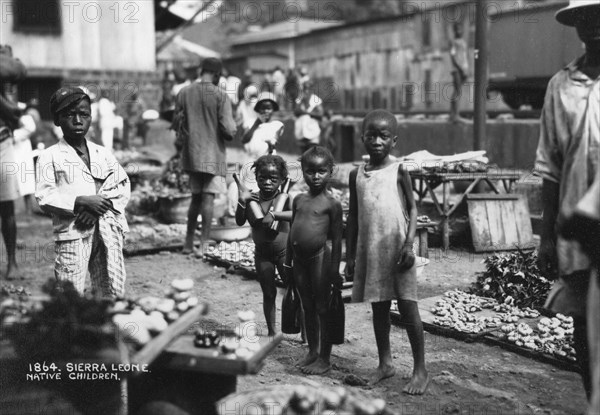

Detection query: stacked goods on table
xmin=193 ymin=310 xmax=265 ymax=360
xmin=112 ymin=278 xmax=200 ymax=347
xmin=2 ymin=278 xmax=205 ymax=358
xmin=218 ymin=384 xmax=393 ymax=415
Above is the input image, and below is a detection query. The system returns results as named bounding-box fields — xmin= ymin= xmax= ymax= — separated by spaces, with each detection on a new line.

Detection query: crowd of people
xmin=0 ymin=1 xmax=598 ymax=413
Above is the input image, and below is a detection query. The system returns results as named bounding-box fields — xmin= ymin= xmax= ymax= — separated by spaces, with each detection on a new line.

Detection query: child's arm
xmin=345 ymin=169 xmax=359 ymax=279
xmin=241 ymin=119 xmax=261 ymax=144
xmin=233 ymin=173 xmax=256 ymax=226
xmin=35 ymin=150 xmax=110 ymax=217
xmin=329 ymin=198 xmax=344 ymax=287
xmin=398 ymin=165 xmax=417 ymax=270
xmin=100 ymin=152 xmax=131 ymax=215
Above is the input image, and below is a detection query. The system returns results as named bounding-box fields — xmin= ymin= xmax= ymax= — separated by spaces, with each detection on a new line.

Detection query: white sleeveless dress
xmin=351 ymin=161 xmax=417 ymax=303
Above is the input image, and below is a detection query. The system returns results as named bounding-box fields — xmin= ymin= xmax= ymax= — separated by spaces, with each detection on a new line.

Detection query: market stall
xmin=0 ymin=279 xmax=281 ymax=415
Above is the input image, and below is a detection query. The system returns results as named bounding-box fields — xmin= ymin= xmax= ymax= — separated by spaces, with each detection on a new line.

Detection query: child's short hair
xmin=300 ymin=146 xmax=335 ymax=171
xmin=252 ymin=154 xmax=288 ymax=178
xmin=362 ymin=109 xmax=398 ymax=132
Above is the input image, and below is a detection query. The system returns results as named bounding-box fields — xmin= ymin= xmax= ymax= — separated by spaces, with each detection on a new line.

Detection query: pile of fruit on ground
xmin=205 ymin=241 xmax=256 ymax=268
xmin=218 ymin=384 xmax=393 ymax=415
xmin=426 ymin=289 xmax=576 ymax=363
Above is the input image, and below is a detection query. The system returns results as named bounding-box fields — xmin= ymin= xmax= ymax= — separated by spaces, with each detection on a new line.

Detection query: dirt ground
xmin=1 ymin=206 xmax=588 ymax=415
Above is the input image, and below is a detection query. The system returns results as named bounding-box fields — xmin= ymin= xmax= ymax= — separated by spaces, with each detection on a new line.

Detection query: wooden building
xmin=1 ymin=0 xmax=158 ymax=118
xmin=230 ymin=0 xmax=579 ymax=112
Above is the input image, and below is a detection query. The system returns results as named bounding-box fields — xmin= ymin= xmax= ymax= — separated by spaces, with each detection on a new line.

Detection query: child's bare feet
xmin=296 ymin=352 xmax=318 ymax=368
xmin=368 ymin=363 xmax=396 ymax=385
xmin=5 ymin=262 xmax=18 ymax=280
xmin=301 ymin=358 xmax=331 ymax=375
xmin=402 ymin=370 xmax=430 ymax=395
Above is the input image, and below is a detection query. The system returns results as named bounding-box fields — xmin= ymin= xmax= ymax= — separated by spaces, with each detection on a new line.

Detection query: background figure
xmin=98 ymin=90 xmax=116 ymax=151
xmin=242 ymin=92 xmax=284 ymax=159
xmin=271 ymin=66 xmax=286 ymax=108
xmin=25 ymin=98 xmax=43 ymax=149
xmin=13 ymin=107 xmax=36 ymax=213
xmin=294 ymin=80 xmax=324 ymax=154
xmin=220 ymin=67 xmax=240 ymax=110
xmin=173 ymin=57 xmax=237 ymax=257
xmin=449 ymin=22 xmax=469 ymax=122
xmin=0 ymin=44 xmax=27 ymax=280
xmin=284 ymin=68 xmax=301 ymax=111
xmin=122 ymin=92 xmax=146 ymax=149
xmin=536 ymin=1 xmax=600 ymax=409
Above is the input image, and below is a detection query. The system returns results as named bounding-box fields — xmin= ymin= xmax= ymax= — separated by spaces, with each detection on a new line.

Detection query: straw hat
xmin=555 ymin=0 xmax=600 ymax=26
xmin=254 ymin=91 xmax=279 ymax=112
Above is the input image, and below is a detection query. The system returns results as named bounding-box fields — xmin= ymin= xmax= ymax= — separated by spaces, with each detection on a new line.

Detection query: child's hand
xmin=74 ymin=209 xmax=98 ymax=230
xmin=331 ymin=271 xmax=344 ymax=289
xmin=262 ymin=211 xmax=275 ymax=228
xmin=397 ymin=244 xmax=416 ymax=272
xmin=233 ymin=173 xmax=256 ymax=204
xmin=344 ymin=259 xmax=355 ymax=282
xmin=75 ymin=195 xmax=113 ymax=217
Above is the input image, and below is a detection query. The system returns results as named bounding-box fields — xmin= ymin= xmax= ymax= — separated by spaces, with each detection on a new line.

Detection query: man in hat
xmin=36 ymin=87 xmax=130 ymax=297
xmin=535 ymin=1 xmax=600 ymax=411
xmin=173 ymin=57 xmax=236 ymax=256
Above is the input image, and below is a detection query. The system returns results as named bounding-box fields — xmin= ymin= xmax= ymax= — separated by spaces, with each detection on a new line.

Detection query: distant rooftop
xmin=231 ymin=18 xmax=343 ymax=46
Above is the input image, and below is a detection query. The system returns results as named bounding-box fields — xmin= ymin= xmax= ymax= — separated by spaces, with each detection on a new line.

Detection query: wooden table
xmin=128 ymin=332 xmax=283 ymax=415
xmin=410 ymin=170 xmax=522 ymax=250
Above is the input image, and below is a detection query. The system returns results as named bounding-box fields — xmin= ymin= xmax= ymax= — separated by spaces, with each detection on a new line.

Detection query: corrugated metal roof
xmin=231 ymin=18 xmax=342 ymax=45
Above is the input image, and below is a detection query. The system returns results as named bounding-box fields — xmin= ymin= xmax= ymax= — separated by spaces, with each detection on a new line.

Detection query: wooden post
xmin=474 ymin=0 xmax=489 ymax=151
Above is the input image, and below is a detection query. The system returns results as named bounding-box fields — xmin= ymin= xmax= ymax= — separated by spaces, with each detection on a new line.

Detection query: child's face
xmin=256 ymin=164 xmax=283 ymax=196
xmin=57 ymin=99 xmax=92 ymax=141
xmin=256 ymin=101 xmax=275 ymax=122
xmin=362 ymin=118 xmax=397 ymax=163
xmin=302 ymin=156 xmax=332 ymax=193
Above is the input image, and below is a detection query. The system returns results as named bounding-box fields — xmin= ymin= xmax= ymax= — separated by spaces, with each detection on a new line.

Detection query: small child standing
xmin=36 ymin=87 xmax=130 ymax=297
xmin=235 ymin=155 xmax=290 ymax=336
xmin=285 ymin=146 xmax=343 ymax=375
xmin=242 ymin=92 xmax=284 ymax=159
xmin=346 ymin=109 xmax=429 ymax=394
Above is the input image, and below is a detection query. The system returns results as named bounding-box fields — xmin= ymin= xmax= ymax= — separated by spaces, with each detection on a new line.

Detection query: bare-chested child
xmin=235 ymin=155 xmax=290 ymax=336
xmin=346 ymin=109 xmax=429 ymax=394
xmin=285 ymin=146 xmax=343 ymax=375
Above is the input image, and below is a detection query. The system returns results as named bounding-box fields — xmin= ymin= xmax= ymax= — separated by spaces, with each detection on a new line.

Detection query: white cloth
xmin=98 ymin=98 xmax=116 ymax=150
xmin=13 ymin=114 xmax=36 ymax=196
xmin=35 ymin=138 xmax=130 ymax=241
xmin=535 ymin=57 xmax=600 ymax=276
xmin=244 ymin=120 xmax=284 ymax=159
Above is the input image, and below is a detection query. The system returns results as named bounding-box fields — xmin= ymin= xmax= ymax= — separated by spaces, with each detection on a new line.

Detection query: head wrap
xmin=50 ymin=87 xmax=90 ymax=117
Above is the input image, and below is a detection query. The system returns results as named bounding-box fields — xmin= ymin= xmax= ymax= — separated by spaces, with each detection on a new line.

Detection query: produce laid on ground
xmin=218 ymin=384 xmax=393 ymax=415
xmin=205 ymin=241 xmax=256 ymax=268
xmin=469 ymin=250 xmax=552 ymax=309
xmin=499 ymin=314 xmax=576 ymax=360
xmin=125 ymin=222 xmax=190 ymax=250
xmin=426 ymin=289 xmax=576 ymax=363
